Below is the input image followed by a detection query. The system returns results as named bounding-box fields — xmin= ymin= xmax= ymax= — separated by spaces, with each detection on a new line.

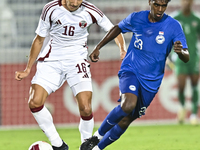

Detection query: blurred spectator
xmin=0 ymin=0 xmax=17 ymax=49
xmin=171 ymin=0 xmax=200 ymax=125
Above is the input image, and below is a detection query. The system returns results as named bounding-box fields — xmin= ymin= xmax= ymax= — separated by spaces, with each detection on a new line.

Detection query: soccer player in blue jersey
xmin=80 ymin=0 xmax=189 ymax=150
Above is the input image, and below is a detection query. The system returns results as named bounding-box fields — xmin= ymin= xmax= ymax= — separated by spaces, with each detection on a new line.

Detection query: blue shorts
xmin=118 ymin=71 xmax=156 ymax=119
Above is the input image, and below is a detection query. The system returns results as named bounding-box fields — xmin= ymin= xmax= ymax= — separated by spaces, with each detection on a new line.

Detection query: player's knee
xmin=28 ymin=97 xmax=44 ymax=109
xmin=123 ymin=104 xmax=136 ymax=114
xmin=121 ymin=100 xmax=137 ymax=114
xmin=121 ymin=93 xmax=137 ymax=113
xmin=79 ymin=105 xmax=92 ymax=116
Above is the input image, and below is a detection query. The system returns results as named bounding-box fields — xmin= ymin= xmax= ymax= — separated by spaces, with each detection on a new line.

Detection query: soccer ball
xmin=28 ymin=141 xmax=53 ymax=150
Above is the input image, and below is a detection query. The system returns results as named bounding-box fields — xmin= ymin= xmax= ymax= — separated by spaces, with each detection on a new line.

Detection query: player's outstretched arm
xmin=89 ymin=25 xmax=122 ymax=62
xmin=173 ymin=41 xmax=189 ymax=63
xmin=114 ymin=33 xmax=127 ymax=60
xmin=15 ymin=35 xmax=45 ymax=81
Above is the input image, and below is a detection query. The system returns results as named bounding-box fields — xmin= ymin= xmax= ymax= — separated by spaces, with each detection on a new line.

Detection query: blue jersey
xmin=118 ymin=10 xmax=188 ymax=93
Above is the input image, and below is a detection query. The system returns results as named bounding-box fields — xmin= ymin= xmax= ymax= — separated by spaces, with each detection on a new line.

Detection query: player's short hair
xmin=151 ymin=0 xmax=171 ymax=2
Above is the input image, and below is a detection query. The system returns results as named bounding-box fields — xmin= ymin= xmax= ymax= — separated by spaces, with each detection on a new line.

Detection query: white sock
xmin=93 ymin=130 xmax=103 ymax=141
xmin=32 ymin=106 xmax=63 ymax=147
xmin=79 ymin=118 xmax=94 ymax=143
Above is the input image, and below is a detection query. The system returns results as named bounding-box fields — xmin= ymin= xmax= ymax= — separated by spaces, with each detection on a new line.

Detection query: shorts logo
xmin=79 ymin=20 xmax=87 ymax=28
xmin=129 ymin=85 xmax=136 ymax=91
xmin=156 ymin=31 xmax=165 ymax=44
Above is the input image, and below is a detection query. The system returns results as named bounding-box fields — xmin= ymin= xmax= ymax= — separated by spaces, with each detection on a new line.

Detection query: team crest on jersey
xmin=79 ymin=20 xmax=87 ymax=28
xmin=192 ymin=21 xmax=198 ymax=27
xmin=156 ymin=31 xmax=165 ymax=44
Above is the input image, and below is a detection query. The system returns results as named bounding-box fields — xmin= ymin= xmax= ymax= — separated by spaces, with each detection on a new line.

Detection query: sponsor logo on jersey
xmin=156 ymin=31 xmax=165 ymax=44
xmin=79 ymin=20 xmax=87 ymax=28
xmin=129 ymin=85 xmax=136 ymax=91
xmin=56 ymin=20 xmax=62 ymax=25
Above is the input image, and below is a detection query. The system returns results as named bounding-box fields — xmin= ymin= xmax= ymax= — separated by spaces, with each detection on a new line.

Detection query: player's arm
xmin=26 ymin=35 xmax=45 ymax=71
xmin=89 ymin=25 xmax=122 ymax=62
xmin=15 ymin=35 xmax=45 ymax=81
xmin=92 ymin=9 xmax=126 ymax=60
xmin=114 ymin=33 xmax=126 ymax=60
xmin=173 ymin=41 xmax=189 ymax=63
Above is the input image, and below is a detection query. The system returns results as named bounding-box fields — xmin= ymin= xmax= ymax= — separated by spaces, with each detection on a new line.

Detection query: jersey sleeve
xmin=82 ymin=1 xmax=114 ymax=32
xmin=97 ymin=15 xmax=114 ymax=32
xmin=172 ymin=21 xmax=188 ymax=49
xmin=35 ymin=2 xmax=57 ymax=37
xmin=118 ymin=13 xmax=135 ymax=33
xmin=35 ymin=18 xmax=50 ymax=37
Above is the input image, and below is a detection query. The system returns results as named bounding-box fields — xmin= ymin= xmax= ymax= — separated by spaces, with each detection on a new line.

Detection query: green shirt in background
xmin=172 ymin=11 xmax=200 ymax=74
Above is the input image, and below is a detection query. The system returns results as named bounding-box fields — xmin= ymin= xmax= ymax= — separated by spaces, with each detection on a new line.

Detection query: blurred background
xmin=0 ymin=0 xmax=199 ymax=128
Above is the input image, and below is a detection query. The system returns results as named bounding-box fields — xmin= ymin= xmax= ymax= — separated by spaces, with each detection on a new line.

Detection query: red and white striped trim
xmin=41 ymin=0 xmax=59 ymax=21
xmin=82 ymin=1 xmax=104 ymax=17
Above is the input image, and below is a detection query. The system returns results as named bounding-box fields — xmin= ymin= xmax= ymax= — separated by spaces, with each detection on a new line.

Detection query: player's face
xmin=63 ymin=0 xmax=83 ymax=12
xmin=148 ymin=0 xmax=168 ymax=22
xmin=181 ymin=0 xmax=193 ymax=12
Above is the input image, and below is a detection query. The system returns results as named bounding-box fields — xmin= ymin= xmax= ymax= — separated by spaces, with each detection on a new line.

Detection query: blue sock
xmin=98 ymin=124 xmax=126 ymax=149
xmin=98 ymin=105 xmax=128 ymax=136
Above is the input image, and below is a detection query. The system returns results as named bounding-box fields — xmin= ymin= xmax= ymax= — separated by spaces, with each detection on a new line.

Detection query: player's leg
xmin=80 ymin=93 xmax=136 ymax=150
xmin=30 ymin=61 xmax=68 ymax=149
xmin=80 ymin=72 xmax=139 ymax=150
xmin=177 ymin=74 xmax=187 ymax=106
xmin=189 ymin=73 xmax=199 ymax=125
xmin=176 ymin=74 xmax=187 ymax=123
xmin=65 ymin=58 xmax=94 ymax=143
xmin=94 ymin=72 xmax=139 ymax=139
xmin=74 ymin=85 xmax=94 ymax=143
xmin=96 ymin=113 xmax=135 ymax=150
xmin=29 ymin=84 xmax=64 ymax=148
xmin=97 ymin=93 xmax=136 ymax=138
xmin=93 ymin=85 xmax=156 ymax=150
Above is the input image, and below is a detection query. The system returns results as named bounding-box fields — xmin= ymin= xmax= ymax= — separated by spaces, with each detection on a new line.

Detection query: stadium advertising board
xmin=1 ymin=61 xmax=199 ymax=126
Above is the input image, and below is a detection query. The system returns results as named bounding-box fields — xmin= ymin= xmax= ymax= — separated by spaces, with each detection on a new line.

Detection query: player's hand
xmin=173 ymin=41 xmax=189 ymax=63
xmin=89 ymin=48 xmax=100 ymax=62
xmin=173 ymin=41 xmax=183 ymax=55
xmin=120 ymin=50 xmax=126 ymax=60
xmin=15 ymin=69 xmax=30 ymax=81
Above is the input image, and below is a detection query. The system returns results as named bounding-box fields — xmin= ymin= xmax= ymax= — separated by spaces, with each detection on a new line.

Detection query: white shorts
xmin=31 ymin=59 xmax=92 ymax=96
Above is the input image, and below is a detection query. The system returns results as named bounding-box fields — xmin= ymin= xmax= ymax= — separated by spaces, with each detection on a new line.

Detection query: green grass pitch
xmin=0 ymin=124 xmax=199 ymax=150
